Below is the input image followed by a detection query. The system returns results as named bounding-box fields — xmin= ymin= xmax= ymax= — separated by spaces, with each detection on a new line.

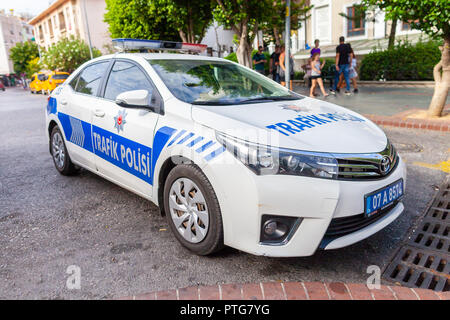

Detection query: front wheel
xmin=50 ymin=126 xmax=78 ymax=175
xmin=164 ymin=164 xmax=224 ymax=255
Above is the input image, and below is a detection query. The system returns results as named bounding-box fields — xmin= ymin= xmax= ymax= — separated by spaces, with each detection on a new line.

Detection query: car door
xmin=91 ymin=59 xmax=162 ymax=198
xmin=57 ymin=60 xmax=110 ymax=170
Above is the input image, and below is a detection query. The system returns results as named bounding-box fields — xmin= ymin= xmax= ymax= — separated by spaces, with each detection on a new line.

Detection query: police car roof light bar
xmin=112 ymin=38 xmax=207 ymax=53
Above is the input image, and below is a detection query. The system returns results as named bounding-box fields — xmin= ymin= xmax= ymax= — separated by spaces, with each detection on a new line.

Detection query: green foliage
xmin=360 ymin=39 xmax=442 ymax=80
xmin=320 ymin=59 xmax=337 ymax=78
xmin=224 ymin=52 xmax=238 ymax=63
xmin=41 ymin=37 xmax=101 ymax=73
xmin=104 ymin=0 xmax=180 ymax=41
xmin=9 ymin=41 xmax=39 ymax=75
xmin=261 ymin=0 xmax=313 ymax=44
xmin=164 ymin=0 xmax=214 ymax=43
xmin=293 ymin=71 xmax=305 ymax=80
xmin=26 ymin=57 xmax=42 ymax=78
xmin=362 ymin=0 xmax=450 ymax=39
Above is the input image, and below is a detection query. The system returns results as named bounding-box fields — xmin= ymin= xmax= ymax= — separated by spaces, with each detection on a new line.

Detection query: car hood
xmin=191 ymin=97 xmax=387 ymax=153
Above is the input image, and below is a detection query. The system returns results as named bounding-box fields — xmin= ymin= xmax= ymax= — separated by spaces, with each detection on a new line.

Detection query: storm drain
xmin=383 ymin=179 xmax=450 ymax=292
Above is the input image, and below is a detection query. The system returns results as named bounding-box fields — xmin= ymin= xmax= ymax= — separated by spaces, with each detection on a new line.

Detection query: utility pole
xmin=82 ymin=0 xmax=93 ymax=59
xmin=285 ymin=0 xmax=291 ymax=89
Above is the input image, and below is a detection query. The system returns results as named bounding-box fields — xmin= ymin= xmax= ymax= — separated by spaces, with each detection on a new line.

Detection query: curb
xmin=365 ymin=114 xmax=450 ymax=132
xmin=292 ymin=80 xmax=436 ymax=87
xmin=119 ymin=281 xmax=449 ymax=300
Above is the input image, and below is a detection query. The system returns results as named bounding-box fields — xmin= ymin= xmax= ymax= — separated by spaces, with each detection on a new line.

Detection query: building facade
xmin=293 ymin=0 xmax=423 ymax=61
xmin=28 ymin=0 xmax=110 ymax=53
xmin=0 ymin=10 xmax=34 ymax=75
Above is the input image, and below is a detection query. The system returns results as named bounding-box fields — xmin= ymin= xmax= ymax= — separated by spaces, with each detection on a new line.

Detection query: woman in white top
xmin=309 ymin=53 xmax=329 ymax=98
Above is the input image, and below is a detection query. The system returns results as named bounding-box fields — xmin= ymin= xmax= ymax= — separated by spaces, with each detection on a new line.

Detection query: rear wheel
xmin=50 ymin=126 xmax=78 ymax=175
xmin=164 ymin=164 xmax=224 ymax=255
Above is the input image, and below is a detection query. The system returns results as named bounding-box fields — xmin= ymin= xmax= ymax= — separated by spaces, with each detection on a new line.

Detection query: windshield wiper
xmin=237 ymin=95 xmax=300 ymax=104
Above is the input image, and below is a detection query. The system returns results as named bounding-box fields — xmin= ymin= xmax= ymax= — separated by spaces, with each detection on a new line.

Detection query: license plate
xmin=365 ymin=179 xmax=404 ymax=217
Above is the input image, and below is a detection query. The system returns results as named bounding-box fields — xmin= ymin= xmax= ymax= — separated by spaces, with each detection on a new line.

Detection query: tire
xmin=164 ymin=164 xmax=224 ymax=255
xmin=50 ymin=126 xmax=78 ymax=176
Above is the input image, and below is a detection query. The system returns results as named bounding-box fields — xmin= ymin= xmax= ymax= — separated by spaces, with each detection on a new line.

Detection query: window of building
xmin=59 ymin=11 xmax=66 ymax=30
xmin=48 ymin=19 xmax=53 ymax=37
xmin=346 ymin=6 xmax=365 ymax=37
xmin=38 ymin=25 xmax=43 ymax=40
xmin=401 ymin=20 xmax=419 ymax=31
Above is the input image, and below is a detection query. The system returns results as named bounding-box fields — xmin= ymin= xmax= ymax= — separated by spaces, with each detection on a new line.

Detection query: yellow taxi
xmin=44 ymin=71 xmax=70 ymax=94
xmin=30 ymin=73 xmax=48 ymax=94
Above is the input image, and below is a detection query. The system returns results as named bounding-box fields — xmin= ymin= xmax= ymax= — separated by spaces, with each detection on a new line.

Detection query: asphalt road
xmin=0 ymin=87 xmax=449 ymax=299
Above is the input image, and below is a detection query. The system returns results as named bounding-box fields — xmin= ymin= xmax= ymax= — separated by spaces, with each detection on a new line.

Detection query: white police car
xmin=46 ymin=39 xmax=406 ymax=257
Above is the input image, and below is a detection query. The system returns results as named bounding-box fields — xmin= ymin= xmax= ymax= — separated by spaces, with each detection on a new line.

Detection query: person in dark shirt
xmin=252 ymin=46 xmax=267 ymax=75
xmin=330 ymin=36 xmax=352 ymax=95
xmin=270 ymin=45 xmax=281 ymax=83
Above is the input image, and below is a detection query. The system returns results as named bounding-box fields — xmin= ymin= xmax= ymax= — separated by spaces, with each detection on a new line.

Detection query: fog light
xmin=263 ymin=220 xmax=288 ymax=238
xmin=260 ymin=215 xmax=302 ymax=245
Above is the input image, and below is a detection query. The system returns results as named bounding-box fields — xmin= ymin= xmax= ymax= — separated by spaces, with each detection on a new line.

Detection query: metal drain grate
xmin=383 ymin=179 xmax=450 ymax=292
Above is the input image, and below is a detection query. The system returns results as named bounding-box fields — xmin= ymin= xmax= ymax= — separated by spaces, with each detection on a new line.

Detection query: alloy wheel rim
xmin=52 ymin=132 xmax=65 ymax=169
xmin=169 ymin=178 xmax=209 ymax=244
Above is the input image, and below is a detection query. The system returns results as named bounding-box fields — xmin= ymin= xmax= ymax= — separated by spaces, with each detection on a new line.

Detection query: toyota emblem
xmin=379 ymin=156 xmax=391 ymax=175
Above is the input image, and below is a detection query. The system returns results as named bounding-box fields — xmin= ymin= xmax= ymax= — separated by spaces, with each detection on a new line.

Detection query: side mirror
xmin=115 ymin=90 xmax=150 ymax=109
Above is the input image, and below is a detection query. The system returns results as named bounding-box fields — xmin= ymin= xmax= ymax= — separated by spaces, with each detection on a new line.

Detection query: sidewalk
xmin=120 ymin=281 xmax=449 ymax=300
xmin=293 ymin=85 xmax=450 ymax=132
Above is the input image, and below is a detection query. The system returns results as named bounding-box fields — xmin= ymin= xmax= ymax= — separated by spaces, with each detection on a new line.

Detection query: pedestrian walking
xmin=330 ymin=36 xmax=352 ymax=96
xmin=279 ymin=46 xmax=294 ymax=90
xmin=252 ymin=46 xmax=267 ymax=75
xmin=309 ymin=53 xmax=329 ymax=98
xmin=270 ymin=45 xmax=281 ymax=83
xmin=337 ymin=49 xmax=358 ymax=93
xmin=310 ymin=39 xmax=321 ymax=57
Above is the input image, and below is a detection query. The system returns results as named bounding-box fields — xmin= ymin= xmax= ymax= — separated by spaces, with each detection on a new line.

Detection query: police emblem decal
xmin=281 ymin=104 xmax=311 ymax=113
xmin=114 ymin=109 xmax=127 ymax=133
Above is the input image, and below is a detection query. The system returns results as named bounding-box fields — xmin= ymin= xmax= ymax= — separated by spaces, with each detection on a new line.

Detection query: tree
xmin=262 ymin=0 xmax=312 ymax=46
xmin=9 ymin=41 xmax=39 ymax=75
xmin=340 ymin=3 xmax=398 ymax=50
xmin=26 ymin=57 xmax=42 ymax=78
xmin=364 ymin=0 xmax=450 ymax=117
xmin=164 ymin=0 xmax=214 ymax=43
xmin=104 ymin=0 xmax=180 ymax=41
xmin=213 ymin=0 xmax=273 ymax=67
xmin=41 ymin=37 xmax=101 ymax=73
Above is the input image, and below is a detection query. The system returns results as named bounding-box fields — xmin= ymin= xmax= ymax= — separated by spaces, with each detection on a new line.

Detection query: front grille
xmin=323 ymin=200 xmax=400 ymax=239
xmin=335 ymin=141 xmax=398 ymax=180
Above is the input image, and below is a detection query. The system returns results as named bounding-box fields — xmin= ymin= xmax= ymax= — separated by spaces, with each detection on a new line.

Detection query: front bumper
xmin=204 ymin=151 xmax=407 ymax=257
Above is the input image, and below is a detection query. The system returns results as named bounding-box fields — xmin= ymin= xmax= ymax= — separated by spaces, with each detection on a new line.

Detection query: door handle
xmin=94 ymin=109 xmax=105 ymax=117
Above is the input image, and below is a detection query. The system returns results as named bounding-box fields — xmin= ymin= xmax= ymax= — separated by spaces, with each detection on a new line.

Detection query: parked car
xmin=45 ymin=39 xmax=406 ymax=257
xmin=30 ymin=73 xmax=48 ymax=94
xmin=44 ymin=71 xmax=70 ymax=94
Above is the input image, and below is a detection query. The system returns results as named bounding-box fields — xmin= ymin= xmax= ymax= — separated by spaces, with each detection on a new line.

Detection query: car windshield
xmin=52 ymin=74 xmax=69 ymax=80
xmin=148 ymin=59 xmax=303 ymax=105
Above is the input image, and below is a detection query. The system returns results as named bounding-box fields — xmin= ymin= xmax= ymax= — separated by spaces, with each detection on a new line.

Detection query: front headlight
xmin=216 ymin=132 xmax=338 ymax=179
